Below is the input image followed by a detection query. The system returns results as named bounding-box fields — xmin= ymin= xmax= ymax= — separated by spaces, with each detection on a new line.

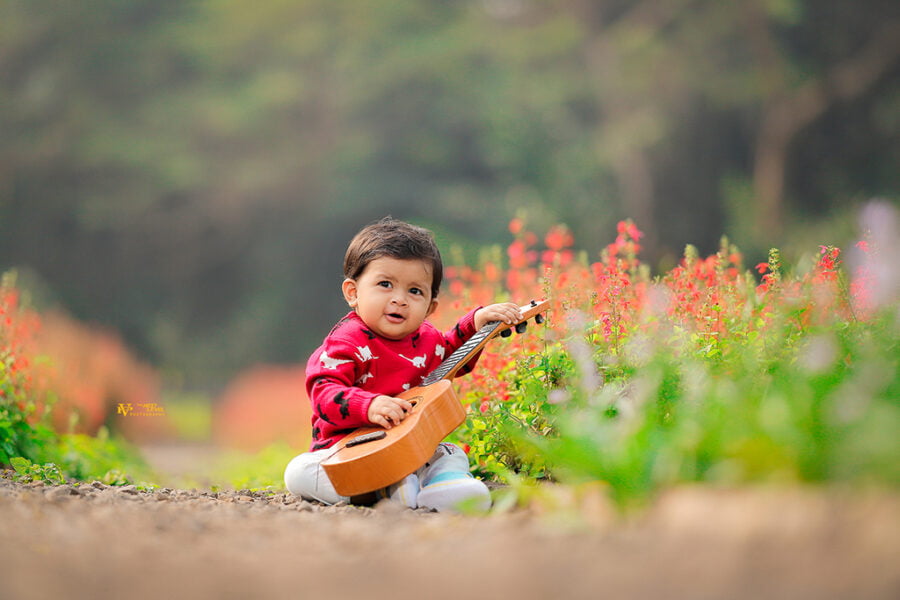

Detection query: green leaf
xmin=9 ymin=456 xmax=31 ymax=473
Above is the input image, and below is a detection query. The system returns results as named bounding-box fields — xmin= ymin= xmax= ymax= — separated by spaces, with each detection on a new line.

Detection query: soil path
xmin=1 ymin=471 xmax=897 ymax=600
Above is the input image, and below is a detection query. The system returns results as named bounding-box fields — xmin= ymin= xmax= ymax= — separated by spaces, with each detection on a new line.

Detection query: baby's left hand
xmin=474 ymin=303 xmax=524 ymax=330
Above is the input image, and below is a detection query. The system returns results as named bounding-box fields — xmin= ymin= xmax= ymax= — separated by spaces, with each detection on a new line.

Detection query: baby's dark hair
xmin=343 ymin=217 xmax=443 ymax=298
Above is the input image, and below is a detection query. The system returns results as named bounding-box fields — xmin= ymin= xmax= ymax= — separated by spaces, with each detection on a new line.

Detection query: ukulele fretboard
xmin=421 ymin=321 xmax=502 ymax=386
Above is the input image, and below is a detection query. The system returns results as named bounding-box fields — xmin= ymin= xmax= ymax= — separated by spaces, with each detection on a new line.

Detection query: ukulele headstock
xmin=497 ymin=299 xmax=549 ymax=338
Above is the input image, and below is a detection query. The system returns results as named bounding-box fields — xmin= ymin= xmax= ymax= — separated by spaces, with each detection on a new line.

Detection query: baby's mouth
xmin=385 ymin=312 xmax=405 ymax=323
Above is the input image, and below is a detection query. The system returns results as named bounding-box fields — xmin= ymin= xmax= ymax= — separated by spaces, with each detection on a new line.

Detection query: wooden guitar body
xmin=321 ymin=379 xmax=462 ymax=497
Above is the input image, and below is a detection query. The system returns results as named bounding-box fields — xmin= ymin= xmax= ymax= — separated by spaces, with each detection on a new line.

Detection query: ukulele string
xmin=422 ymin=322 xmax=499 ymax=385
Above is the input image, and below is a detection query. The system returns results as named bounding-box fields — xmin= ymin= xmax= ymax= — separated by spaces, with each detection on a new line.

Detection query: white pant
xmin=284 ymin=442 xmax=485 ymax=509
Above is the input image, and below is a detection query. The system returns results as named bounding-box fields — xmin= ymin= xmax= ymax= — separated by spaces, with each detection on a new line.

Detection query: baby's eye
xmin=410 ymin=287 xmax=424 ymax=296
xmin=378 ymin=281 xmax=392 ymax=289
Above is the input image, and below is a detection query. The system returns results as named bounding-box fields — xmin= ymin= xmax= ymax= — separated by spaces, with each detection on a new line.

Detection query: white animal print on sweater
xmin=355 ymin=345 xmax=378 ymax=362
xmin=398 ymin=353 xmax=427 ymax=368
xmin=435 ymin=344 xmax=446 ymax=359
xmin=320 ymin=351 xmax=353 ymax=370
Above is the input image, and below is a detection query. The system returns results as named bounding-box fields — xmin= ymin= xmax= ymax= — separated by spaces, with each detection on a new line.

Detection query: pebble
xmin=0 ymin=471 xmax=431 ymax=518
xmin=45 ymin=485 xmax=77 ymax=501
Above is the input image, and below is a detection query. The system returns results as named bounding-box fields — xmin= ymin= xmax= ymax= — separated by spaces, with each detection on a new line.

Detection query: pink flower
xmin=545 ymin=225 xmax=574 ymax=251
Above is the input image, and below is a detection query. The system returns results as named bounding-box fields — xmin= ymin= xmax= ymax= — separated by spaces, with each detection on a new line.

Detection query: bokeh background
xmin=2 ymin=0 xmax=898 ymax=412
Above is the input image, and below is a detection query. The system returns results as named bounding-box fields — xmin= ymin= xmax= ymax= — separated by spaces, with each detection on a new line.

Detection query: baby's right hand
xmin=367 ymin=395 xmax=414 ymax=429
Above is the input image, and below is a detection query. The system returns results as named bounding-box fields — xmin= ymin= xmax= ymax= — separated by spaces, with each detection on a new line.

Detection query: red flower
xmin=616 ymin=220 xmax=644 ymax=240
xmin=545 ymin=225 xmax=574 ymax=251
xmin=507 ymin=239 xmax=538 ymax=269
xmin=484 ymin=261 xmax=499 ymax=282
xmin=507 ymin=240 xmax=530 ymax=269
xmin=2 ymin=290 xmax=19 ymax=312
xmin=541 ymin=249 xmax=574 ymax=266
xmin=11 ymin=356 xmax=29 ymax=374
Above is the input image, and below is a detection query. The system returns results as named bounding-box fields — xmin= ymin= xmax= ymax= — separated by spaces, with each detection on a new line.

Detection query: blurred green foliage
xmin=2 ymin=272 xmax=156 ymax=485
xmin=521 ymin=317 xmax=900 ymax=507
xmin=35 ymin=428 xmax=156 ymax=484
xmin=1 ymin=0 xmax=897 ymax=387
xmin=162 ymin=392 xmax=214 ymax=442
xmin=208 ymin=441 xmax=298 ymax=492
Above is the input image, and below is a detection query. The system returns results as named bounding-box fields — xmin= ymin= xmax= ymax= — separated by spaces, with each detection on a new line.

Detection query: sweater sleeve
xmin=305 ymin=336 xmax=377 ymax=441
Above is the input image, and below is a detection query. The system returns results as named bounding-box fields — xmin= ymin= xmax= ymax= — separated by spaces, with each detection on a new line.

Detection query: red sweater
xmin=305 ymin=308 xmax=481 ymax=450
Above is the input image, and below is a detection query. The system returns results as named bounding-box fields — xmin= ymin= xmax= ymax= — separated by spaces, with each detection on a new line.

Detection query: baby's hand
xmin=367 ymin=395 xmax=414 ymax=429
xmin=474 ymin=302 xmax=524 ymax=330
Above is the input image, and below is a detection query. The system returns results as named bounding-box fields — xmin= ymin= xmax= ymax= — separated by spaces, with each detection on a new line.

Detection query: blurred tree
xmin=549 ymin=0 xmax=900 ymax=251
xmin=732 ymin=0 xmax=900 ymax=239
xmin=1 ymin=0 xmax=897 ymax=386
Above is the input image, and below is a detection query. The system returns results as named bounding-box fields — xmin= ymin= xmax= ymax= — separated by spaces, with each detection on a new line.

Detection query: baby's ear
xmin=426 ymin=297 xmax=439 ymax=317
xmin=341 ymin=278 xmax=359 ymax=308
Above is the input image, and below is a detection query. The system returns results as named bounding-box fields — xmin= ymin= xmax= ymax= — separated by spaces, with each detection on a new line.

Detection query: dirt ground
xmin=1 ymin=466 xmax=898 ymax=600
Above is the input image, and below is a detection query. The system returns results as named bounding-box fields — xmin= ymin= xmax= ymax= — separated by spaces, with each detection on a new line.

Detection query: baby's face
xmin=342 ymin=256 xmax=438 ymax=340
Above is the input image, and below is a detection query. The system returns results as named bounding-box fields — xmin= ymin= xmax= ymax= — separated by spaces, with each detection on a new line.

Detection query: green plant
xmin=450 ymin=345 xmax=571 ymax=480
xmin=0 ymin=274 xmax=162 ymax=490
xmin=439 ymin=220 xmax=900 ymax=508
xmin=9 ymin=456 xmax=66 ymax=485
xmin=35 ymin=428 xmax=155 ymax=485
xmin=0 ymin=273 xmax=56 ymax=466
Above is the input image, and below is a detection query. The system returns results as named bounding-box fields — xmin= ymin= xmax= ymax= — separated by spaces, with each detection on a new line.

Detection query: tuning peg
xmin=534 ymin=313 xmax=544 ymax=324
xmin=500 ymin=328 xmax=512 ymax=338
xmin=515 ymin=321 xmax=527 ymax=334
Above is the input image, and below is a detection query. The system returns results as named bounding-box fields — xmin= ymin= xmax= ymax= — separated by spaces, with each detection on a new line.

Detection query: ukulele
xmin=321 ymin=299 xmax=548 ymax=497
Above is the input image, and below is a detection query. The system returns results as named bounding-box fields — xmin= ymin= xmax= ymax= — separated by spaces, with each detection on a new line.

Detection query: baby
xmin=284 ymin=217 xmax=521 ymax=511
